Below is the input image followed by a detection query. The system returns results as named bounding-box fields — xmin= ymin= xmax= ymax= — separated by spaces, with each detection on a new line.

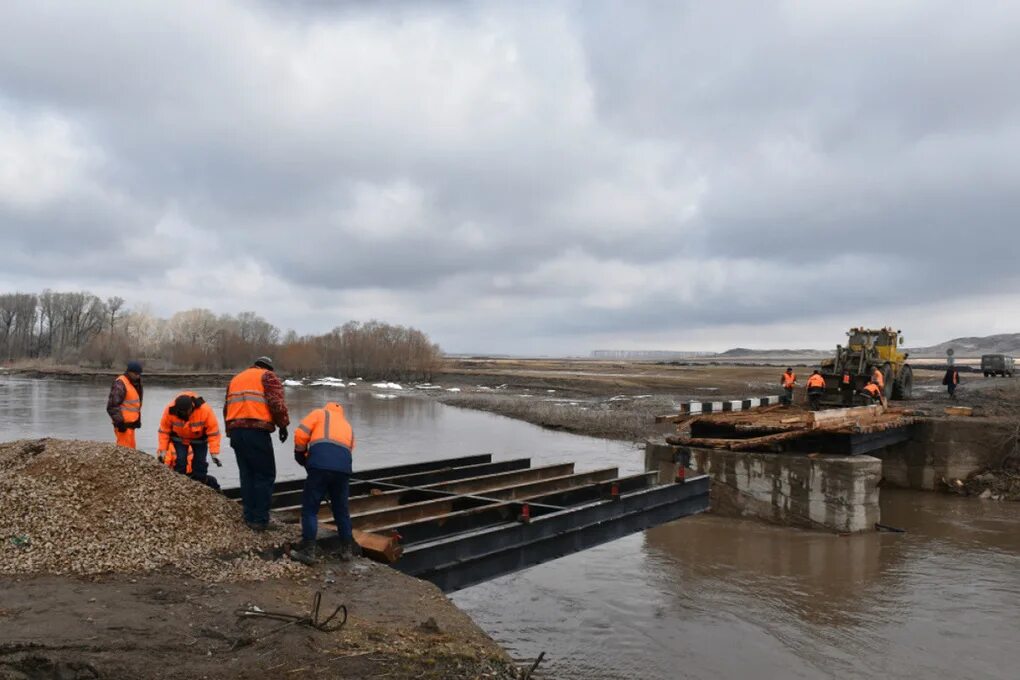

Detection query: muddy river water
xmin=2 ymin=375 xmax=1019 ymax=679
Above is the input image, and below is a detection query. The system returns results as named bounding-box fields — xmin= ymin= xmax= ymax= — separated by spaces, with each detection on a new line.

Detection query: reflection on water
xmin=2 ymin=376 xmax=1019 ymax=679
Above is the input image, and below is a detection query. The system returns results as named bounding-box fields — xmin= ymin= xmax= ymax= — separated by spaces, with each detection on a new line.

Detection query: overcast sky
xmin=1 ymin=1 xmax=1018 ymax=355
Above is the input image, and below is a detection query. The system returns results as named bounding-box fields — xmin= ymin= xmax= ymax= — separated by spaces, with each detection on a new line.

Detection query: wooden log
xmin=353 ymin=529 xmax=403 ymax=563
xmin=944 ymin=406 xmax=973 ymax=417
xmin=808 ymin=405 xmax=884 ymax=427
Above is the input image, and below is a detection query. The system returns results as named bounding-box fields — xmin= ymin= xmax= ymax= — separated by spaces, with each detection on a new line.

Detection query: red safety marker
xmin=610 ymin=482 xmax=620 ymax=499
xmin=675 ymin=464 xmax=687 ymax=483
xmin=518 ymin=503 xmax=531 ymax=523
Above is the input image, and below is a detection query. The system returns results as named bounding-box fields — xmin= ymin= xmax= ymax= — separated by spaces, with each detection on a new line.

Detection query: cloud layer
xmin=2 ymin=1 xmax=1018 ymax=353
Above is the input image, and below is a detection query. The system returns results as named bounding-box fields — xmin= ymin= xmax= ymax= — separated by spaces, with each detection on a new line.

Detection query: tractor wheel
xmin=893 ymin=364 xmax=913 ymax=400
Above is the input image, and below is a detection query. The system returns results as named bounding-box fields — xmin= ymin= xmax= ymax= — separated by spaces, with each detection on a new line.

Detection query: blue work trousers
xmin=171 ymin=439 xmax=208 ymax=479
xmin=301 ymin=467 xmax=352 ymax=543
xmin=230 ymin=428 xmax=276 ymax=525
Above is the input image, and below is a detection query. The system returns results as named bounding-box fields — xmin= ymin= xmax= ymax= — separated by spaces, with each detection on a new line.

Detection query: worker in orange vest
xmin=839 ymin=369 xmax=854 ymax=406
xmin=107 ymin=361 xmax=143 ymax=448
xmin=157 ymin=392 xmax=223 ymax=489
xmin=861 ymin=380 xmax=886 ymax=406
xmin=806 ymin=370 xmax=826 ymax=411
xmin=290 ymin=402 xmax=358 ymax=565
xmin=871 ymin=366 xmax=886 ymax=392
xmin=224 ymin=357 xmax=290 ymax=531
xmin=780 ymin=368 xmax=797 ymax=406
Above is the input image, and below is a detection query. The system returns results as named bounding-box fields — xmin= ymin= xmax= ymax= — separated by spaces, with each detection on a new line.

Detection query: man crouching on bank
xmin=289 ymin=402 xmax=359 ymax=565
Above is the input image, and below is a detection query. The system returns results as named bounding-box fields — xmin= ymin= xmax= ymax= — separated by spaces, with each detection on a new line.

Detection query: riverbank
xmin=0 ymin=439 xmax=516 ymax=679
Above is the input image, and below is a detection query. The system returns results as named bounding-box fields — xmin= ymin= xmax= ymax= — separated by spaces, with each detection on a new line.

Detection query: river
xmin=2 ymin=375 xmax=1019 ymax=679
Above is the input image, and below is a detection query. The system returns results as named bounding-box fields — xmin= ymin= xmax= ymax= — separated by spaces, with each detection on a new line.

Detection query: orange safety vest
xmin=863 ymin=383 xmax=882 ymax=397
xmin=841 ymin=372 xmax=852 ymax=385
xmin=117 ymin=375 xmax=141 ymax=424
xmin=225 ymin=367 xmax=272 ymax=424
xmin=782 ymin=372 xmax=796 ymax=388
xmin=807 ymin=374 xmax=826 ymax=389
xmin=872 ymin=369 xmax=885 ymax=389
xmin=294 ymin=403 xmax=355 ymax=472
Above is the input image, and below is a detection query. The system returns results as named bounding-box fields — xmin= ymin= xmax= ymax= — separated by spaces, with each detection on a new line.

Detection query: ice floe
xmin=371 ymin=382 xmax=403 ymax=390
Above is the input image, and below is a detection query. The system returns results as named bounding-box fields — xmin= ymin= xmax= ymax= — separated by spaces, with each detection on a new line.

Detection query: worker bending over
xmin=780 ymin=368 xmax=797 ymax=406
xmin=225 ymin=357 xmax=290 ymax=532
xmin=861 ymin=379 xmax=886 ymax=407
xmin=107 ymin=361 xmax=143 ymax=448
xmin=158 ymin=392 xmax=222 ymax=489
xmin=290 ymin=402 xmax=358 ymax=565
xmin=806 ymin=370 xmax=826 ymax=411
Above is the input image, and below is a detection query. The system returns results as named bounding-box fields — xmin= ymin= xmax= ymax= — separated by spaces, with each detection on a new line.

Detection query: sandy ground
xmin=0 ymin=562 xmax=515 ymax=680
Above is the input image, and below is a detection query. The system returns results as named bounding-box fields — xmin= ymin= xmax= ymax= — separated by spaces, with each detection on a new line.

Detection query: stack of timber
xmin=666 ymin=405 xmax=916 ymax=455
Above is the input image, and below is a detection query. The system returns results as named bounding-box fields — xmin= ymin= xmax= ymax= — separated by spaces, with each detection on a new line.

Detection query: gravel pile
xmin=0 ymin=438 xmax=302 ymax=580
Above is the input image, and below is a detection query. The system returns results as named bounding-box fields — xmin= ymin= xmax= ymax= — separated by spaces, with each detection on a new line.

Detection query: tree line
xmin=0 ymin=291 xmax=442 ymax=381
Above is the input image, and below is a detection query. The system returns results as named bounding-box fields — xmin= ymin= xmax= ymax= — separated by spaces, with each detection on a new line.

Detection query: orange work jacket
xmin=225 ymin=367 xmax=272 ymax=425
xmin=158 ymin=393 xmax=222 ymax=455
xmin=782 ymin=372 xmax=797 ymax=388
xmin=807 ymin=374 xmax=826 ymax=389
xmin=863 ymin=383 xmax=882 ymax=398
xmin=294 ymin=403 xmax=356 ymax=472
xmin=117 ymin=375 xmax=142 ymax=425
xmin=872 ymin=368 xmax=885 ymax=389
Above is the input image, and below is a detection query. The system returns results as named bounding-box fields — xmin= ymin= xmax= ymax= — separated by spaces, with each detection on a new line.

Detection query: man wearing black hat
xmin=107 ymin=361 xmax=144 ymax=448
xmin=224 ymin=356 xmax=290 ymax=531
xmin=157 ymin=391 xmax=223 ymax=489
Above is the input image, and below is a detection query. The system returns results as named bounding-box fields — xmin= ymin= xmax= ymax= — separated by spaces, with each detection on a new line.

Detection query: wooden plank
xmin=808 ymin=405 xmax=883 ymax=427
xmin=353 ymin=529 xmax=403 ymax=563
xmin=944 ymin=406 xmax=973 ymax=417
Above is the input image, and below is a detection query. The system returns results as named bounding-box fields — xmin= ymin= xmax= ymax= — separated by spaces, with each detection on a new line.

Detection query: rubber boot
xmin=290 ymin=540 xmax=319 ymax=566
xmin=338 ymin=541 xmax=361 ymax=562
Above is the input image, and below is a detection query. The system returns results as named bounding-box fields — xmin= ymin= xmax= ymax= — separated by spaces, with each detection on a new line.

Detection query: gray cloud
xmin=1 ymin=1 xmax=1018 ymax=354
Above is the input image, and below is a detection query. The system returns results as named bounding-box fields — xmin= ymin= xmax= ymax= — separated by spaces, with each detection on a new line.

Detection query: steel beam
xmin=352 ymin=494 xmax=500 ymax=531
xmin=397 ymin=476 xmax=710 ymax=592
xmin=424 ymin=463 xmax=575 ymax=495
xmin=223 ymin=453 xmax=493 ymax=499
xmin=360 ymin=472 xmax=658 ymax=545
xmin=368 ymin=459 xmax=531 ymax=488
xmin=345 ymin=463 xmax=575 ymax=515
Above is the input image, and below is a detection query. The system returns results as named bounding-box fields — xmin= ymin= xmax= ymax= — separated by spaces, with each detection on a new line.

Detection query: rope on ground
xmin=230 ymin=590 xmax=347 ymax=650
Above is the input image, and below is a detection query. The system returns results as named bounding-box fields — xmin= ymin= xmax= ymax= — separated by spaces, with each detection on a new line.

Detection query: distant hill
xmin=907 ymin=333 xmax=1020 ymax=358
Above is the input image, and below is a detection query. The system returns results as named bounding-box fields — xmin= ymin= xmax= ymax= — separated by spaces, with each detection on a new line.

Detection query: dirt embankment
xmin=0 ymin=439 xmax=516 ymax=679
xmin=436 ymin=359 xmax=1019 ymax=443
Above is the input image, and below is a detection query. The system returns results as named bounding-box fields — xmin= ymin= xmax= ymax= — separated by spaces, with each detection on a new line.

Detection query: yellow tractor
xmin=819 ymin=327 xmax=913 ymax=400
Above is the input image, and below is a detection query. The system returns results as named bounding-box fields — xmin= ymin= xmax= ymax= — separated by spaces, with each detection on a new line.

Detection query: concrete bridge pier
xmin=646 ymin=441 xmax=882 ymax=533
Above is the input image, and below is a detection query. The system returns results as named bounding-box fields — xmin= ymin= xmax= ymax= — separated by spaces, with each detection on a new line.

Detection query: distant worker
xmin=158 ymin=392 xmax=223 ymax=489
xmin=107 ymin=361 xmax=143 ymax=448
xmin=861 ymin=379 xmax=886 ymax=407
xmin=780 ymin=368 xmax=797 ymax=406
xmin=225 ymin=357 xmax=290 ymax=531
xmin=943 ymin=366 xmax=960 ymax=400
xmin=806 ymin=370 xmax=826 ymax=411
xmin=290 ymin=402 xmax=359 ymax=565
xmin=840 ymin=368 xmax=854 ymax=406
xmin=870 ymin=365 xmax=886 ymax=392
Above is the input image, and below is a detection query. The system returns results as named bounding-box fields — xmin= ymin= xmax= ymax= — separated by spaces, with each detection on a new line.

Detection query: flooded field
xmin=2 ymin=376 xmax=1019 ymax=679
